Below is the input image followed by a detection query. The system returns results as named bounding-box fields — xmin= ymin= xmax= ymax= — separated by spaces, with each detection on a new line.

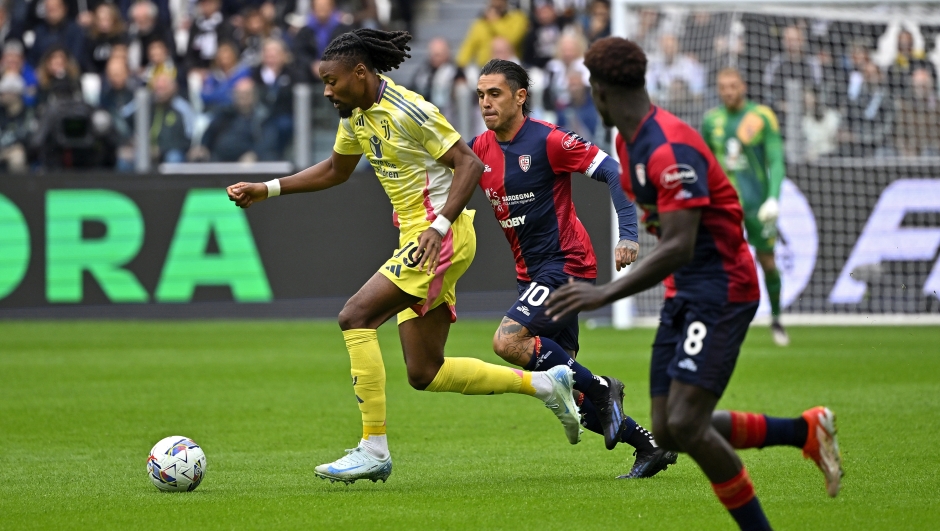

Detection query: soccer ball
xmin=147 ymin=436 xmax=207 ymax=492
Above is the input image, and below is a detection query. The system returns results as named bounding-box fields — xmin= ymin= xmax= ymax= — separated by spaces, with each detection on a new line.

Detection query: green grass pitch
xmin=1 ymin=320 xmax=938 ymax=530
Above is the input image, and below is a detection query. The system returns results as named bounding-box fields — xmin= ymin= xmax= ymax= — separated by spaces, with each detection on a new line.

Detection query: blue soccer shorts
xmin=649 ymin=298 xmax=759 ymax=398
xmin=504 ymin=270 xmax=595 ymax=353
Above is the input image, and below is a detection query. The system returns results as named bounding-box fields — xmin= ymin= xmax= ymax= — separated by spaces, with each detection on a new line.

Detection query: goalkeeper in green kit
xmin=702 ymin=67 xmax=789 ymax=346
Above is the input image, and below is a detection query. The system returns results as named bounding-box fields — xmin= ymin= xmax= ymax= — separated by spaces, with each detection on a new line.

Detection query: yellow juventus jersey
xmin=334 ymin=75 xmax=462 ymax=232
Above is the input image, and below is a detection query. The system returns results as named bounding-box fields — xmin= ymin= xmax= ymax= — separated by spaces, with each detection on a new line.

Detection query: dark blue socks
xmin=523 ymin=336 xmax=597 ymax=393
xmin=762 ymin=416 xmax=808 ymax=449
xmin=729 ymin=497 xmax=772 ymax=531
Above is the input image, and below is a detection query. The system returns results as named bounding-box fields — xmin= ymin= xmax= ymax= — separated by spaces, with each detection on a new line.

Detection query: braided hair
xmin=321 ymin=29 xmax=412 ymax=73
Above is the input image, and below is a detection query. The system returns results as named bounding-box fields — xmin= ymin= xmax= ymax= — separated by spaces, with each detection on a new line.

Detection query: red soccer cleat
xmin=802 ymin=406 xmax=843 ymax=497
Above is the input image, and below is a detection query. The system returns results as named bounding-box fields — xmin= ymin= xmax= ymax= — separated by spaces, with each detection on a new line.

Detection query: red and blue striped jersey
xmin=616 ymin=106 xmax=759 ymax=303
xmin=470 ymin=118 xmax=616 ymax=281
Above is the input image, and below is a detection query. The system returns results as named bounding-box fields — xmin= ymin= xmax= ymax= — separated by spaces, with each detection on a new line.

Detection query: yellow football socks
xmin=343 ymin=329 xmax=387 ymax=439
xmin=426 ymin=357 xmax=538 ymax=396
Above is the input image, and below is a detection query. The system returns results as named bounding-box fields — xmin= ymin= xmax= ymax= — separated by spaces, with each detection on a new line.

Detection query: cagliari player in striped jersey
xmin=470 ymin=58 xmax=677 ymax=478
xmin=547 ymin=37 xmax=843 ymax=530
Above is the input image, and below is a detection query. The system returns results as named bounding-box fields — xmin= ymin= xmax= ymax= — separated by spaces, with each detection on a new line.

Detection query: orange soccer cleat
xmin=802 ymin=406 xmax=843 ymax=497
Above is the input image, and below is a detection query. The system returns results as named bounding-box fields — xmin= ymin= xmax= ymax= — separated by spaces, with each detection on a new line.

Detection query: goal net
xmin=610 ymin=0 xmax=940 ymax=324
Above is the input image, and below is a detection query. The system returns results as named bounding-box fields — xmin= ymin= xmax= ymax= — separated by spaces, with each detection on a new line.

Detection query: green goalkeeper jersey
xmin=701 ymin=100 xmax=785 ymax=214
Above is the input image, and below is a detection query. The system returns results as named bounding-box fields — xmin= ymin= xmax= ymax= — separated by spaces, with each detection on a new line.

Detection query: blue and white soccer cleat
xmin=544 ymin=365 xmax=582 ymax=445
xmin=314 ymin=443 xmax=393 ymax=485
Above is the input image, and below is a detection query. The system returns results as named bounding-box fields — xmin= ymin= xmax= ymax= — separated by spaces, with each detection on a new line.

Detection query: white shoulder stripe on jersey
xmin=584 ymin=150 xmax=609 ymax=177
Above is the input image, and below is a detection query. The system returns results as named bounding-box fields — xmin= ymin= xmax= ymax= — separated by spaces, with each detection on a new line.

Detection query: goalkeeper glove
xmin=757 ymin=197 xmax=779 ymax=224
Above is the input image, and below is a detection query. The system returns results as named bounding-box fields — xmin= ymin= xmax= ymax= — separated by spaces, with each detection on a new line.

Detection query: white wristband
xmin=264 ymin=178 xmax=281 ymax=198
xmin=430 ymin=215 xmax=451 ymax=237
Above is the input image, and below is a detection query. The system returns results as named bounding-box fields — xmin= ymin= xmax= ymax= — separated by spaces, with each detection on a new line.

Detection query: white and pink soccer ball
xmin=147 ymin=436 xmax=207 ymax=492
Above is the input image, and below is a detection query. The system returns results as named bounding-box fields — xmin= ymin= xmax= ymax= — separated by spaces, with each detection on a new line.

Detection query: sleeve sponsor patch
xmin=660 ymin=164 xmax=699 ymax=189
xmin=561 ymin=130 xmax=592 ymax=151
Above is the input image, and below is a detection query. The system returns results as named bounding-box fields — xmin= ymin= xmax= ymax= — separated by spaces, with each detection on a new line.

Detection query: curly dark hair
xmin=321 ymin=29 xmax=412 ymax=73
xmin=583 ymin=37 xmax=647 ymax=89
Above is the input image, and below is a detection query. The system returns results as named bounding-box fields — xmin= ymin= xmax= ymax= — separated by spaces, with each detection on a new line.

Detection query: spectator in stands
xmin=82 ymin=3 xmax=128 ymax=75
xmin=252 ymin=38 xmax=294 ymax=160
xmin=886 ymin=29 xmax=938 ymax=99
xmin=1 ymin=41 xmax=38 ymax=108
xmin=257 ymin=0 xmax=296 ymax=29
xmin=35 ymin=46 xmax=82 ymax=110
xmin=456 ymin=0 xmax=528 ymax=71
xmin=679 ymin=11 xmax=718 ymax=62
xmin=411 ymin=37 xmax=465 ymax=123
xmin=845 ymin=40 xmax=873 ymax=103
xmin=140 ymin=39 xmax=178 ymax=87
xmin=127 ymin=0 xmax=175 ymax=74
xmin=0 ymin=72 xmax=30 ymax=172
xmin=200 ymin=40 xmax=250 ymax=112
xmin=633 ymin=8 xmax=663 ymax=54
xmin=810 ymin=35 xmax=844 ymax=106
xmin=218 ymin=0 xmax=261 ymax=19
xmin=185 ymin=0 xmax=230 ymax=73
xmin=663 ymin=78 xmax=700 ymax=124
xmin=801 ymin=87 xmax=840 ymax=162
xmin=646 ymin=33 xmax=705 ymax=103
xmin=340 ymin=0 xmax=379 ymax=30
xmin=99 ymin=57 xmax=136 ymax=170
xmin=583 ymin=0 xmax=610 ymax=44
xmin=842 ymin=60 xmax=892 ymax=157
xmin=555 ymin=0 xmax=588 ymax=19
xmin=707 ymin=18 xmax=744 ymax=90
xmin=545 ymin=31 xmax=597 ymax=139
xmin=521 ymin=2 xmax=564 ymax=120
xmin=233 ymin=7 xmax=283 ymax=69
xmin=522 ymin=2 xmax=563 ymax=70
xmin=125 ymin=72 xmax=192 ymax=163
xmin=762 ymin=24 xmax=823 ymax=118
xmin=490 ymin=35 xmax=520 ymax=64
xmin=895 ymin=67 xmax=940 ymax=157
xmin=101 ymin=57 xmax=136 ymax=120
xmin=292 ymin=0 xmax=354 ymax=82
xmin=27 ymin=0 xmax=86 ymax=67
xmin=929 ymin=34 xmax=940 ymax=87
xmin=191 ymin=77 xmax=263 ymax=162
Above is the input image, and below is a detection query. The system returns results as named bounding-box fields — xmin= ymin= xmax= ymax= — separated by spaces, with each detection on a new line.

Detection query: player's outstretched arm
xmin=546 ymin=208 xmax=701 ymax=321
xmin=412 ymin=140 xmax=484 ymax=274
xmin=226 ymin=151 xmax=362 ymax=208
xmin=593 ymin=157 xmax=640 ymax=269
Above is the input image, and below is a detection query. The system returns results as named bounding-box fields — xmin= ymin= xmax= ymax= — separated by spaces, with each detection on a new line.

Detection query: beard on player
xmin=330 ymin=98 xmax=354 ymax=119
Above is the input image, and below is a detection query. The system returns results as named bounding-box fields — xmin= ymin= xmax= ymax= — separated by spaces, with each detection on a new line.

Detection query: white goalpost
xmin=609 ymin=0 xmax=940 ymax=327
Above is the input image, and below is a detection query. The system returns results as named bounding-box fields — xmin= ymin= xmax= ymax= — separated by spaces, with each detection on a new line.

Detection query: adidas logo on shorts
xmin=678 ymin=358 xmax=698 ymax=372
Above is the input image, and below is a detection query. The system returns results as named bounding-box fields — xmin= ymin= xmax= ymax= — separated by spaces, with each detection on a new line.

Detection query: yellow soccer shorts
xmin=379 ymin=210 xmax=476 ymax=324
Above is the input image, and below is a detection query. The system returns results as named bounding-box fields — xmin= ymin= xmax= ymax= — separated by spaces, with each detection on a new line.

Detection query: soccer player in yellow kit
xmin=227 ymin=29 xmax=582 ymax=484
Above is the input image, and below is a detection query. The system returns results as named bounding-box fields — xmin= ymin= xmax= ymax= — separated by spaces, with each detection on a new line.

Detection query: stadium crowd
xmin=620 ymin=9 xmax=940 ymax=161
xmin=428 ymin=2 xmax=940 ymax=163
xmin=0 ymin=0 xmax=414 ymax=171
xmin=1 ymin=0 xmax=939 ymax=172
